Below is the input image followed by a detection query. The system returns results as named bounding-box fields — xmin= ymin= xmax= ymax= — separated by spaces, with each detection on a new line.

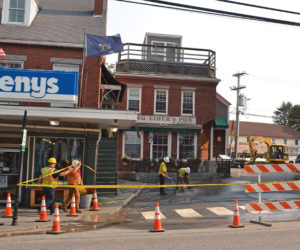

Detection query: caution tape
xmin=17 ymin=179 xmax=300 ymax=189
xmin=98 ymin=199 xmax=126 ymax=205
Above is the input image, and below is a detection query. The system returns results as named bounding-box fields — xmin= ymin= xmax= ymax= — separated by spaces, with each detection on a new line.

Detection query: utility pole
xmin=231 ymin=72 xmax=247 ymax=159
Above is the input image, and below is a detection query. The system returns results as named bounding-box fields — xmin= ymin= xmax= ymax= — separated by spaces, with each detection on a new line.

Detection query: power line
xmin=216 ymin=0 xmax=300 ymax=16
xmin=138 ymin=0 xmax=300 ymax=26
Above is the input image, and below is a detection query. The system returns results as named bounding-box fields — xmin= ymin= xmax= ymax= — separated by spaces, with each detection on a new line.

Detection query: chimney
xmin=94 ymin=0 xmax=104 ymax=16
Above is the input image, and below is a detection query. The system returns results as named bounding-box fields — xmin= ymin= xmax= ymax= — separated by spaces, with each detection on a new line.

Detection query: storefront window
xmin=152 ymin=132 xmax=168 ymax=159
xmin=34 ymin=137 xmax=84 ymax=177
xmin=179 ymin=134 xmax=195 ymax=159
xmin=124 ymin=131 xmax=141 ymax=159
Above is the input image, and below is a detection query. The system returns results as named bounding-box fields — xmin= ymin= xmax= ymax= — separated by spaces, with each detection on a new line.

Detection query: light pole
xmin=148 ymin=135 xmax=153 ymax=172
xmin=179 ymin=136 xmax=184 ymax=169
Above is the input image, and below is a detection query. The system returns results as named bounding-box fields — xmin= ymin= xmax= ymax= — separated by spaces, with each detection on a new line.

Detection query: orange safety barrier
xmin=3 ymin=193 xmax=12 ymax=218
xmin=47 ymin=203 xmax=65 ymax=234
xmin=67 ymin=193 xmax=78 ymax=217
xmin=36 ymin=195 xmax=50 ymax=222
xmin=150 ymin=202 xmax=164 ymax=232
xmin=229 ymin=199 xmax=244 ymax=228
xmin=90 ymin=190 xmax=100 ymax=211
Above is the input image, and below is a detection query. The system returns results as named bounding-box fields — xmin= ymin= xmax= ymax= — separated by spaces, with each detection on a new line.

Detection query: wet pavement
xmin=1 ymin=169 xmax=300 ymax=236
xmin=0 ymin=180 xmax=142 ymax=237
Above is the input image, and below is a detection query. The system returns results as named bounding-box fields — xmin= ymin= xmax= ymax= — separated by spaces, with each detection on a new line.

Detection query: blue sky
xmin=106 ymin=0 xmax=300 ymax=123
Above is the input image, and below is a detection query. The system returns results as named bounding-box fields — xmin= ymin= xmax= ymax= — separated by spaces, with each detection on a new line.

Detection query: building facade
xmin=229 ymin=121 xmax=300 ymax=162
xmin=0 ymin=0 xmax=136 ymax=204
xmin=115 ymin=33 xmax=229 ymax=172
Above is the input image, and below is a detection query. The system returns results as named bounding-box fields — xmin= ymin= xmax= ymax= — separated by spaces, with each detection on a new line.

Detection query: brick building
xmin=0 ymin=0 xmax=136 ymax=203
xmin=116 ymin=33 xmax=229 ymax=171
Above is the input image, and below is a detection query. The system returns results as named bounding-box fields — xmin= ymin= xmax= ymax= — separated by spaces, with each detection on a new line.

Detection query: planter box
xmin=79 ymin=194 xmax=93 ymax=208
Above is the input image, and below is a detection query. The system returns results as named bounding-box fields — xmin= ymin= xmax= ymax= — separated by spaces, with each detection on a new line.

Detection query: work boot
xmin=76 ymin=209 xmax=82 ymax=213
xmin=62 ymin=207 xmax=68 ymax=212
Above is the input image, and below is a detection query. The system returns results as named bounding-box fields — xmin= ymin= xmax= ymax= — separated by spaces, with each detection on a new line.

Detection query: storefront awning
xmin=101 ymin=64 xmax=126 ymax=102
xmin=214 ymin=118 xmax=229 ymax=128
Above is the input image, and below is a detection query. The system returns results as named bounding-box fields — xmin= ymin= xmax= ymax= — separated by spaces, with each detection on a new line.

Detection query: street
xmin=2 ymin=221 xmax=300 ymax=250
xmin=2 ymin=169 xmax=300 ymax=250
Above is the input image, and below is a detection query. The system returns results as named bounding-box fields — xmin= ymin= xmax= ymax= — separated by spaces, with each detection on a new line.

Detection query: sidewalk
xmin=0 ymin=180 xmax=142 ymax=236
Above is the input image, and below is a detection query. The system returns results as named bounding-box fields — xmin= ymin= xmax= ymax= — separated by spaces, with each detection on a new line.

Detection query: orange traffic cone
xmin=67 ymin=193 xmax=78 ymax=217
xmin=229 ymin=199 xmax=245 ymax=228
xmin=36 ymin=195 xmax=50 ymax=222
xmin=150 ymin=202 xmax=165 ymax=232
xmin=3 ymin=193 xmax=12 ymax=218
xmin=47 ymin=203 xmax=65 ymax=234
xmin=90 ymin=190 xmax=100 ymax=211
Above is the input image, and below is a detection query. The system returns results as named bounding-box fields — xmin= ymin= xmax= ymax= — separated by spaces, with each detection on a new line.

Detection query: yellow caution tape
xmin=98 ymin=199 xmax=126 ymax=205
xmin=17 ymin=179 xmax=300 ymax=189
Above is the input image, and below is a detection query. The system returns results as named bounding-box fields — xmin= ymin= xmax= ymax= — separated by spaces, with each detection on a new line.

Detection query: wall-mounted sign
xmin=0 ymin=175 xmax=8 ymax=188
xmin=137 ymin=115 xmax=196 ymax=125
xmin=0 ymin=69 xmax=78 ymax=103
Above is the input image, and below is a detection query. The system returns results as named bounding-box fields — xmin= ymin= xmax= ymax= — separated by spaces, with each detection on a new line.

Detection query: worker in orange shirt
xmin=61 ymin=160 xmax=82 ymax=213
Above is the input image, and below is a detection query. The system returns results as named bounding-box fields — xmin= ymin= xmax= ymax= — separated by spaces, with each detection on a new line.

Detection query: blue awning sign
xmin=0 ymin=68 xmax=78 ymax=103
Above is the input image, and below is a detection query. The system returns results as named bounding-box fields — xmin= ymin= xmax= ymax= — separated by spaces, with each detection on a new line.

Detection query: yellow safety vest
xmin=178 ymin=168 xmax=189 ymax=177
xmin=158 ymin=162 xmax=167 ymax=177
xmin=41 ymin=167 xmax=58 ymax=186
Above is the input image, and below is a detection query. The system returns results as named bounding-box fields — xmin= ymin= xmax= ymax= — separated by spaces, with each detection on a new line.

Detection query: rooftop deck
xmin=117 ymin=43 xmax=216 ymax=78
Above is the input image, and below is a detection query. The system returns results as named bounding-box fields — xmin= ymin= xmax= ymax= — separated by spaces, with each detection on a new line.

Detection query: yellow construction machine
xmin=248 ymin=136 xmax=289 ymax=164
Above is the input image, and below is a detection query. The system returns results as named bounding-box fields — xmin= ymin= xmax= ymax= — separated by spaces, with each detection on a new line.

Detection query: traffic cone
xmin=3 ymin=193 xmax=12 ymax=218
xmin=67 ymin=193 xmax=78 ymax=217
xmin=229 ymin=199 xmax=245 ymax=228
xmin=150 ymin=202 xmax=165 ymax=232
xmin=47 ymin=203 xmax=65 ymax=234
xmin=90 ymin=190 xmax=100 ymax=211
xmin=36 ymin=195 xmax=50 ymax=222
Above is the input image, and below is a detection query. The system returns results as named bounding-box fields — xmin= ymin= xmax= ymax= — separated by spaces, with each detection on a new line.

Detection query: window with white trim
xmin=178 ymin=134 xmax=195 ymax=159
xmin=284 ymin=138 xmax=287 ymax=145
xmin=182 ymin=91 xmax=194 ymax=115
xmin=0 ymin=60 xmax=23 ymax=69
xmin=152 ymin=132 xmax=168 ymax=159
xmin=9 ymin=0 xmax=25 ymax=23
xmin=127 ymin=88 xmax=141 ymax=112
xmin=155 ymin=89 xmax=168 ymax=114
xmin=271 ymin=138 xmax=275 ymax=144
xmin=124 ymin=131 xmax=141 ymax=159
xmin=295 ymin=140 xmax=298 ymax=146
xmin=51 ymin=64 xmax=79 ymax=107
xmin=0 ymin=60 xmax=23 ymax=105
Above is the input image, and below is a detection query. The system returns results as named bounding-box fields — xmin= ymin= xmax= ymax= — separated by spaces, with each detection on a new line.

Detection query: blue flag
xmin=86 ymin=33 xmax=123 ymax=57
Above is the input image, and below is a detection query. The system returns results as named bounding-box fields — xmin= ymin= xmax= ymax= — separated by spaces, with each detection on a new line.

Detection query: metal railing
xmin=117 ymin=43 xmax=216 ymax=77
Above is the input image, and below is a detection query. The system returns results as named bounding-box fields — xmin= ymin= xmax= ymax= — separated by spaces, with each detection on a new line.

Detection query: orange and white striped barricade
xmin=244 ymin=163 xmax=300 ymax=226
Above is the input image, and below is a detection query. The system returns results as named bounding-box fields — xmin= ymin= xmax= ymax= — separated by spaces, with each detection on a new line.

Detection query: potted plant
xmin=121 ymin=155 xmax=132 ymax=166
xmin=79 ymin=188 xmax=94 ymax=209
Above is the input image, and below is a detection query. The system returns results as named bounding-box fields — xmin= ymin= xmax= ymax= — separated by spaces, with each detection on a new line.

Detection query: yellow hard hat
xmin=48 ymin=157 xmax=57 ymax=164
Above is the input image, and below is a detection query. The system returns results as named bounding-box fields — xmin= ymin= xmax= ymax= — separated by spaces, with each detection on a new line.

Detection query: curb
xmin=114 ymin=189 xmax=142 ymax=214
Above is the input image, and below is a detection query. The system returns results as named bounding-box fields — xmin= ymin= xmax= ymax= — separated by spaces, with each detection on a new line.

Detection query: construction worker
xmin=158 ymin=157 xmax=170 ymax=195
xmin=177 ymin=167 xmax=191 ymax=192
xmin=62 ymin=160 xmax=82 ymax=213
xmin=39 ymin=157 xmax=72 ymax=214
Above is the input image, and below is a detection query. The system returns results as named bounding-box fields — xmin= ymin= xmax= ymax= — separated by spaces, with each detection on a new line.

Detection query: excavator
xmin=248 ymin=136 xmax=289 ymax=164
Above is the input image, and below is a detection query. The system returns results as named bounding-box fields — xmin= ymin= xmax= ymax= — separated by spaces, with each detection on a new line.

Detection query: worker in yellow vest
xmin=177 ymin=167 xmax=191 ymax=192
xmin=39 ymin=157 xmax=72 ymax=214
xmin=62 ymin=160 xmax=82 ymax=213
xmin=158 ymin=157 xmax=170 ymax=195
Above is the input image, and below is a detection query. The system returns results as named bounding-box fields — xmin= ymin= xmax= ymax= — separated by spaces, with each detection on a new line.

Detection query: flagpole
xmin=79 ymin=28 xmax=87 ymax=107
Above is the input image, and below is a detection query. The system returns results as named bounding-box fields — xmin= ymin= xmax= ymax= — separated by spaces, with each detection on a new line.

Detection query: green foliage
xmin=288 ymin=105 xmax=300 ymax=131
xmin=121 ymin=155 xmax=132 ymax=163
xmin=273 ymin=101 xmax=292 ymax=126
xmin=106 ymin=63 xmax=116 ymax=77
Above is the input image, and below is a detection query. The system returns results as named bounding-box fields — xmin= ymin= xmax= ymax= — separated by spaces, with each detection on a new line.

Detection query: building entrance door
xmin=213 ymin=130 xmax=225 ymax=157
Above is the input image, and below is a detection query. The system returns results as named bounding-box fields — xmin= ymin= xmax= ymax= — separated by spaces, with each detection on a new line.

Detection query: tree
xmin=288 ymin=105 xmax=300 ymax=131
xmin=273 ymin=101 xmax=292 ymax=126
